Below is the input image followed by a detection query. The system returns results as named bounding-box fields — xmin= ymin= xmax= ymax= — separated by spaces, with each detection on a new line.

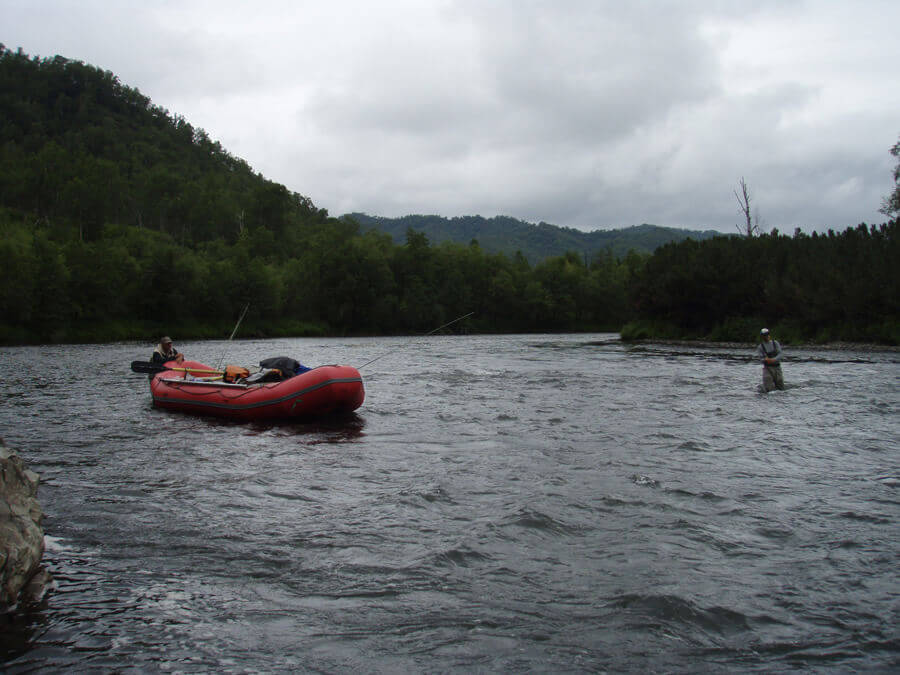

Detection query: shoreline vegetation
xmin=1 ymin=47 xmax=898 ymax=348
xmin=616 ymin=338 xmax=900 ymax=353
xmin=4 ymin=321 xmax=899 ymax=354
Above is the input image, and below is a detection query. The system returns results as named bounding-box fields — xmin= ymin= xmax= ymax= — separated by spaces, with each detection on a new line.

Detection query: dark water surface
xmin=1 ymin=334 xmax=898 ymax=672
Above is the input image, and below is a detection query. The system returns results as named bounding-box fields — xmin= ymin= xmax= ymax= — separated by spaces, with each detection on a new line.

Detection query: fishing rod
xmin=358 ymin=312 xmax=474 ymax=370
xmin=216 ymin=302 xmax=250 ymax=371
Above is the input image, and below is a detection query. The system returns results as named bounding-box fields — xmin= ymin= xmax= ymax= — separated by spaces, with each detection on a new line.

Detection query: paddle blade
xmin=130 ymin=361 xmax=165 ymax=374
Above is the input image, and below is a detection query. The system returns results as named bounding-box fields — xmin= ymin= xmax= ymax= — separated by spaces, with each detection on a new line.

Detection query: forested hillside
xmin=0 ymin=45 xmax=325 ymax=244
xmin=0 ymin=46 xmax=897 ymax=345
xmin=345 ymin=213 xmax=720 ymax=262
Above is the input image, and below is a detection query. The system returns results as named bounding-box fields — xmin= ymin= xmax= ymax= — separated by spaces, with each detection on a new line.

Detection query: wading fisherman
xmin=151 ymin=336 xmax=184 ymax=367
xmin=757 ymin=328 xmax=785 ymax=392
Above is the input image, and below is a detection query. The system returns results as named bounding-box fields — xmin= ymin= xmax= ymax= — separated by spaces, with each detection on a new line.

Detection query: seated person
xmin=151 ymin=336 xmax=184 ymax=366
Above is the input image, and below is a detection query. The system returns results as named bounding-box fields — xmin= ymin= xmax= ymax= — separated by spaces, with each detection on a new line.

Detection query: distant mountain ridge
xmin=343 ymin=213 xmax=723 ymax=262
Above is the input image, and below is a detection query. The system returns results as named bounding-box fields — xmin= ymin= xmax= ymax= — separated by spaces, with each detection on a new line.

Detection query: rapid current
xmin=1 ymin=334 xmax=898 ymax=672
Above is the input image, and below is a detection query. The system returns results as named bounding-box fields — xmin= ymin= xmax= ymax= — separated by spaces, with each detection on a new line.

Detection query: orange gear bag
xmin=224 ymin=365 xmax=250 ymax=383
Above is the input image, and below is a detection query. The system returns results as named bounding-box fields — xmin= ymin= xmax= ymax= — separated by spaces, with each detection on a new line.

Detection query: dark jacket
xmin=151 ymin=344 xmax=180 ymax=364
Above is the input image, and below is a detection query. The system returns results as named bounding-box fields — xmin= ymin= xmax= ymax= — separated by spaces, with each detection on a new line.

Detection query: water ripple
xmin=1 ymin=334 xmax=897 ymax=672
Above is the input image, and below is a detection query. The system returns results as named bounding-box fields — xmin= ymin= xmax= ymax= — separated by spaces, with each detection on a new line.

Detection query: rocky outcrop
xmin=0 ymin=440 xmax=48 ymax=611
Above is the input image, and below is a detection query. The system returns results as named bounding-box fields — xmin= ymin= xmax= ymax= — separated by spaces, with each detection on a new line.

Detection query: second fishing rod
xmin=357 ymin=312 xmax=474 ymax=370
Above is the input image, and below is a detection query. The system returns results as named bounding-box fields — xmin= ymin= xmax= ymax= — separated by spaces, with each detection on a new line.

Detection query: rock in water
xmin=0 ymin=440 xmax=48 ymax=611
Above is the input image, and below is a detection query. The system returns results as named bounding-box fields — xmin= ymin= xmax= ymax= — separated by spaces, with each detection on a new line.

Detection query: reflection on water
xmin=247 ymin=412 xmax=367 ymax=441
xmin=1 ymin=334 xmax=898 ymax=672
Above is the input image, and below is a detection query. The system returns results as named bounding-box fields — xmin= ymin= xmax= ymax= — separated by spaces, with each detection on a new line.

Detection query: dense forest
xmin=625 ymin=222 xmax=899 ymax=344
xmin=1 ymin=46 xmax=898 ymax=345
xmin=345 ymin=213 xmax=720 ymax=263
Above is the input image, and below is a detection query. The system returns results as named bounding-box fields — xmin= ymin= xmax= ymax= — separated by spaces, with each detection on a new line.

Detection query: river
xmin=1 ymin=334 xmax=898 ymax=672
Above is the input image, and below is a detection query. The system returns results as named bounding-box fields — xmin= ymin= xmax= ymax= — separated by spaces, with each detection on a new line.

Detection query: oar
xmin=130 ymin=361 xmax=223 ymax=375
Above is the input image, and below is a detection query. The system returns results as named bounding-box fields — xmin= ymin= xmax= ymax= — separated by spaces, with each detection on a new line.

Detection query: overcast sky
xmin=4 ymin=0 xmax=899 ymax=232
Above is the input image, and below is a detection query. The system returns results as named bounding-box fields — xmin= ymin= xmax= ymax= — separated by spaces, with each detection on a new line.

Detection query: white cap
xmin=760 ymin=328 xmax=770 ymax=335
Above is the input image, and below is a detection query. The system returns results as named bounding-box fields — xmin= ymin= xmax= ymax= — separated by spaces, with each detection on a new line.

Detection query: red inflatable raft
xmin=149 ymin=360 xmax=364 ymax=421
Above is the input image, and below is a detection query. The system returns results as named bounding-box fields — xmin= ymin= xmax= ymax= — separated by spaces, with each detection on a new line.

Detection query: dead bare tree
xmin=734 ymin=177 xmax=759 ymax=237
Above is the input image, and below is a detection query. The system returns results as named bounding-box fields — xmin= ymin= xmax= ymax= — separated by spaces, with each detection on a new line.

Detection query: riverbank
xmin=620 ymin=338 xmax=900 ymax=352
xmin=0 ymin=318 xmax=332 ymax=347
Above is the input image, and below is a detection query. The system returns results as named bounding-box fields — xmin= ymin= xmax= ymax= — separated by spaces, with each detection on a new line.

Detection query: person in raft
xmin=757 ymin=328 xmax=785 ymax=392
xmin=151 ymin=336 xmax=184 ymax=366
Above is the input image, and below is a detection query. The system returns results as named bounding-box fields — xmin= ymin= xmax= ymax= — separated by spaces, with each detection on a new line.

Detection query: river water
xmin=1 ymin=334 xmax=898 ymax=672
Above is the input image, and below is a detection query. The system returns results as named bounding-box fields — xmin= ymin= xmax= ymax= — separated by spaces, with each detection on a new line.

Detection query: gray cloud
xmin=3 ymin=0 xmax=897 ymax=232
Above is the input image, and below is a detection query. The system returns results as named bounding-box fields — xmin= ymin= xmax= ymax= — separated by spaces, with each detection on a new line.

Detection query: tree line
xmin=0 ymin=210 xmax=635 ymax=342
xmin=0 ymin=46 xmax=897 ymax=345
xmin=625 ymin=221 xmax=899 ymax=344
xmin=2 ymin=208 xmax=896 ymax=345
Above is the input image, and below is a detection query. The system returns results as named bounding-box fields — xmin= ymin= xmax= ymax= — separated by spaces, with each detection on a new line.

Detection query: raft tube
xmin=149 ymin=360 xmax=364 ymax=420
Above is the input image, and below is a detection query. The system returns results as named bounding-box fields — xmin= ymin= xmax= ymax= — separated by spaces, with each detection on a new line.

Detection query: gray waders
xmin=762 ymin=364 xmax=785 ymax=392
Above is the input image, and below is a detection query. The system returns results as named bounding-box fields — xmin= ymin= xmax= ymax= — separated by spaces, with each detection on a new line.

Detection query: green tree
xmin=881 ymin=137 xmax=900 ymax=217
xmin=0 ymin=224 xmax=36 ymax=327
xmin=30 ymin=230 xmax=71 ymax=335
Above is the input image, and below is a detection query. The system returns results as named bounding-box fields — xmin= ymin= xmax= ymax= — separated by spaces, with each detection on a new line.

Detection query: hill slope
xmin=343 ymin=213 xmax=722 ymax=262
xmin=0 ymin=44 xmax=326 ymax=244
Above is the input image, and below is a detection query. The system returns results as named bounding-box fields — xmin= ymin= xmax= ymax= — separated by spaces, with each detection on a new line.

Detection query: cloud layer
xmin=4 ymin=0 xmax=898 ymax=231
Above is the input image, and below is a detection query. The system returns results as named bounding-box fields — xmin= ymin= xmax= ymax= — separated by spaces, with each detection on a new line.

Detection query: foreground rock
xmin=0 ymin=440 xmax=49 ymax=611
